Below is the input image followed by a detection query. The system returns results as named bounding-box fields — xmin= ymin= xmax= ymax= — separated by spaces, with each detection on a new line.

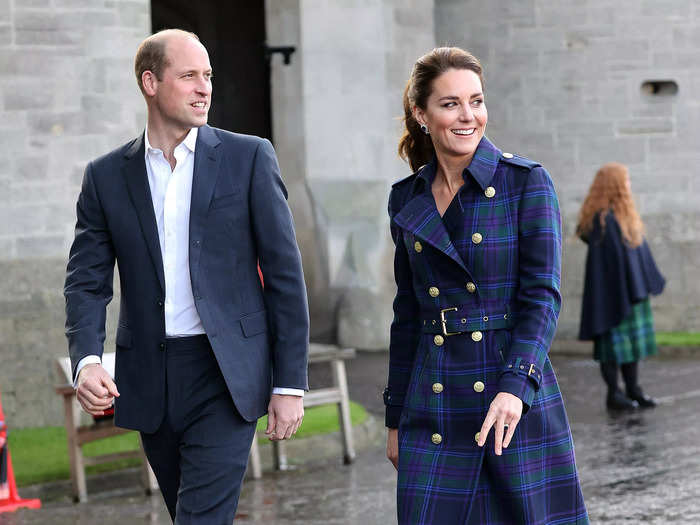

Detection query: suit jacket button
xmin=159 ymin=343 xmax=165 ymax=350
xmin=157 ymin=300 xmax=163 ymax=307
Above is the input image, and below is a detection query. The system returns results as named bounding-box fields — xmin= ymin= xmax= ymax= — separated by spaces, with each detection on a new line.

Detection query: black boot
xmin=621 ymin=361 xmax=657 ymax=408
xmin=600 ymin=362 xmax=638 ymax=410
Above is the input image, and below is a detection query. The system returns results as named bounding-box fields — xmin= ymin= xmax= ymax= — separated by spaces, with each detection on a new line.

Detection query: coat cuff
xmin=383 ymin=387 xmax=404 ymax=428
xmin=498 ymin=373 xmax=535 ymax=412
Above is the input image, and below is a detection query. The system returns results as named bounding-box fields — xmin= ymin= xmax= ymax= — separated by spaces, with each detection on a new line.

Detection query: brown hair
xmin=398 ymin=47 xmax=485 ymax=172
xmin=134 ymin=29 xmax=200 ymax=94
xmin=576 ymin=162 xmax=645 ymax=247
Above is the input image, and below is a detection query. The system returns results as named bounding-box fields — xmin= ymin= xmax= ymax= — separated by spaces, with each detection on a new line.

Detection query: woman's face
xmin=414 ymin=68 xmax=487 ymax=162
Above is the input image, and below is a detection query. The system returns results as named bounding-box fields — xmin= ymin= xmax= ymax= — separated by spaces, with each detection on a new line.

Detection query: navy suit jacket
xmin=65 ymin=125 xmax=309 ymax=433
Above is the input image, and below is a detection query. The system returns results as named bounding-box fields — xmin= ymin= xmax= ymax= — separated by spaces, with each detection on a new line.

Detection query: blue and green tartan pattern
xmin=594 ymin=298 xmax=657 ymax=363
xmin=386 ymin=137 xmax=588 ymax=524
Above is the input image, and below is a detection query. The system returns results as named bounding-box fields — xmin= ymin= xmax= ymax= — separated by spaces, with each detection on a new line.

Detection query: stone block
xmin=16 ymin=235 xmax=67 ymax=258
xmin=616 ymin=118 xmax=674 ymax=135
xmin=4 ymin=90 xmax=53 ymax=111
xmin=0 ymin=0 xmax=8 ymax=23
xmin=28 ymin=110 xmax=85 ymax=136
xmin=0 ymin=24 xmax=10 ymax=46
xmin=15 ymin=155 xmax=49 ymax=180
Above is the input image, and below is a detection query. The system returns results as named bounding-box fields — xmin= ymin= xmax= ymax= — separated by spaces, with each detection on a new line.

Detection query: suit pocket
xmin=116 ymin=326 xmax=132 ymax=348
xmin=239 ymin=310 xmax=268 ymax=338
xmin=210 ymin=191 xmax=240 ymax=209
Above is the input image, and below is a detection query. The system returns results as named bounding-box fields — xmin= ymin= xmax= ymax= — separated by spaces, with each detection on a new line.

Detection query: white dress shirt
xmin=75 ymin=127 xmax=302 ymax=397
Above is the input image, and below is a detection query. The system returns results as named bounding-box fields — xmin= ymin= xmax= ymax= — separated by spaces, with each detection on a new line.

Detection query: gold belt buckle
xmin=440 ymin=307 xmax=458 ymax=337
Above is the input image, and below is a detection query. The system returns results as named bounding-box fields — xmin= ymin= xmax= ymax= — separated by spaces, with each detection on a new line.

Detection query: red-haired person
xmin=577 ymin=162 xmax=665 ymax=410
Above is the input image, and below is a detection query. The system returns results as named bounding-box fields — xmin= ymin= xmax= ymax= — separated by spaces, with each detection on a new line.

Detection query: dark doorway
xmin=151 ymin=1 xmax=272 ymax=140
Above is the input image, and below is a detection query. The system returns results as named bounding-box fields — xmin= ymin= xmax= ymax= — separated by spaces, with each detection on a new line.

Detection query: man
xmin=64 ymin=29 xmax=309 ymax=523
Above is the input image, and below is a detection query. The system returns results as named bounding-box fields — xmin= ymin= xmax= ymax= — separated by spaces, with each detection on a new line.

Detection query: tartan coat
xmin=384 ymin=137 xmax=588 ymax=524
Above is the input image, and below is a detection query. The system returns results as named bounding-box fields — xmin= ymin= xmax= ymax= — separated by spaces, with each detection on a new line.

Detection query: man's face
xmin=150 ymin=35 xmax=212 ymax=133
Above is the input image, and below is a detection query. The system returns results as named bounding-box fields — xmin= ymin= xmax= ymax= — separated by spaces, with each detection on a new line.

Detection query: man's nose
xmin=196 ymin=76 xmax=212 ymax=94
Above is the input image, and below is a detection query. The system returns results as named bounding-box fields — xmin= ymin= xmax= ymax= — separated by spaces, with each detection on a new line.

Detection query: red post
xmin=0 ymin=392 xmax=41 ymax=513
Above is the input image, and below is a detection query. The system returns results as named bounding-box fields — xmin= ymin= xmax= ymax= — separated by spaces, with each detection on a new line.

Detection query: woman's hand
xmin=477 ymin=392 xmax=523 ymax=455
xmin=386 ymin=428 xmax=399 ymax=470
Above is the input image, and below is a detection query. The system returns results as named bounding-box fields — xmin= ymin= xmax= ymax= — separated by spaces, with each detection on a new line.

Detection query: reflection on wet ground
xmin=4 ymin=354 xmax=700 ymax=524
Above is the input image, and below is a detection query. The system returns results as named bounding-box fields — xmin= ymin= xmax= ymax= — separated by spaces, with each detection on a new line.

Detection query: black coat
xmin=579 ymin=212 xmax=665 ymax=340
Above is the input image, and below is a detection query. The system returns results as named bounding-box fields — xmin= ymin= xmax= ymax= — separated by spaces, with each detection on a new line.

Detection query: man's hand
xmin=265 ymin=394 xmax=304 ymax=441
xmin=386 ymin=428 xmax=399 ymax=470
xmin=76 ymin=363 xmax=119 ymax=416
xmin=477 ymin=391 xmax=523 ymax=455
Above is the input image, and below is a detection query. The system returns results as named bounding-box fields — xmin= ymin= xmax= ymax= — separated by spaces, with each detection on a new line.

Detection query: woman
xmin=577 ymin=162 xmax=665 ymax=410
xmin=383 ymin=47 xmax=587 ymax=524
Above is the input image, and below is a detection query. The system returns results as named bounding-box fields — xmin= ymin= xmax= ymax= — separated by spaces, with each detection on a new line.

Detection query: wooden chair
xmin=54 ymin=354 xmax=158 ymax=503
xmin=246 ymin=343 xmax=356 ymax=478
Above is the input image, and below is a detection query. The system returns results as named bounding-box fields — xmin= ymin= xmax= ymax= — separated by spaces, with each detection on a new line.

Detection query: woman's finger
xmin=478 ymin=410 xmax=497 ymax=447
xmin=494 ymin=416 xmax=506 ymax=455
xmin=503 ymin=420 xmax=517 ymax=448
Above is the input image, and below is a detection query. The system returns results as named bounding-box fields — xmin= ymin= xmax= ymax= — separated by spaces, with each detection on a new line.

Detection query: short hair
xmin=134 ymin=29 xmax=200 ymax=94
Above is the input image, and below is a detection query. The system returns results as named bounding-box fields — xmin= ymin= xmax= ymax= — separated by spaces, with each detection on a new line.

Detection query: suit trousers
xmin=140 ymin=335 xmax=256 ymax=524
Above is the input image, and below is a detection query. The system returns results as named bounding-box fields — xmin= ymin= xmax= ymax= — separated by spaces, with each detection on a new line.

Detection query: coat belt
xmin=421 ymin=305 xmax=515 ymax=336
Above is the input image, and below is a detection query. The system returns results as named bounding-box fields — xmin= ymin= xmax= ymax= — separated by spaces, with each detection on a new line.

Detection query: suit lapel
xmin=188 ymin=125 xmax=222 ymax=290
xmin=392 ymin=192 xmax=468 ymax=273
xmin=122 ymin=134 xmax=165 ymax=293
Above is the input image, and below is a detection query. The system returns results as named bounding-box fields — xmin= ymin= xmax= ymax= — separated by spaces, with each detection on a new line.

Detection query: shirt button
xmin=466 ymin=282 xmax=476 ymax=293
xmin=473 ymin=381 xmax=485 ymax=393
xmin=432 ymin=383 xmax=444 ymax=394
xmin=431 ymin=433 xmax=442 ymax=445
xmin=433 ymin=335 xmax=444 ymax=346
xmin=471 ymin=331 xmax=483 ymax=342
xmin=428 ymin=286 xmax=440 ymax=297
xmin=472 ymin=232 xmax=483 ymax=244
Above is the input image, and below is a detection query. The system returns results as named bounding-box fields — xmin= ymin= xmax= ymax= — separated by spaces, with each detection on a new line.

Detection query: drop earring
xmin=420 ymin=124 xmax=430 ymax=135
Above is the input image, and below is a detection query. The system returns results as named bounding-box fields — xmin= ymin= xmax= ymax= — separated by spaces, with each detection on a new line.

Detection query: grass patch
xmin=8 ymin=401 xmax=367 ymax=487
xmin=656 ymin=332 xmax=700 ymax=346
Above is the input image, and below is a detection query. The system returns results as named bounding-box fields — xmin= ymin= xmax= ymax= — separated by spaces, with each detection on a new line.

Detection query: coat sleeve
xmin=498 ymin=166 xmax=561 ymax=410
xmin=64 ymin=161 xmax=116 ymax=380
xmin=249 ymin=139 xmax=309 ymax=391
xmin=384 ymin=188 xmax=421 ymax=428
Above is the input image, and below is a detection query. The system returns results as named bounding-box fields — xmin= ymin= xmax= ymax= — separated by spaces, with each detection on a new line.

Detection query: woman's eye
xmin=472 ymin=99 xmax=484 ymax=106
xmin=443 ymin=102 xmax=457 ymax=108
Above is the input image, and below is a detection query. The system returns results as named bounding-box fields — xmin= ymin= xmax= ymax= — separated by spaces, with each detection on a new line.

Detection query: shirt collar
xmin=415 ymin=135 xmax=502 ymax=194
xmin=144 ymin=127 xmax=198 ymax=158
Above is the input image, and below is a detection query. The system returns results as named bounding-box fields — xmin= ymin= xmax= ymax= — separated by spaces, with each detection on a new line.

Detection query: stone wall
xmin=0 ymin=0 xmax=150 ymax=427
xmin=436 ymin=0 xmax=700 ymax=337
xmin=268 ymin=0 xmax=435 ymax=349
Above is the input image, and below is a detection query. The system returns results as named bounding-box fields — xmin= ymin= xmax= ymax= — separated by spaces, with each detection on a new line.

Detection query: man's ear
xmin=142 ymin=71 xmax=158 ymax=97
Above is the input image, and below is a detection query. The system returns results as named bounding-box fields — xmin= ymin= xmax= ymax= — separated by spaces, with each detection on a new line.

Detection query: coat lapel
xmin=392 ymin=191 xmax=468 ymax=273
xmin=188 ymin=125 xmax=222 ymax=289
xmin=122 ymin=134 xmax=165 ymax=293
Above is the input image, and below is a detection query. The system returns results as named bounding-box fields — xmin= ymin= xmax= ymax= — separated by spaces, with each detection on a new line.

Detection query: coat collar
xmin=413 ymin=135 xmax=502 ymax=194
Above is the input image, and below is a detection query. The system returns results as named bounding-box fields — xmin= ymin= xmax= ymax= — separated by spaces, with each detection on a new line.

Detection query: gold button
xmin=432 ymin=383 xmax=444 ymax=394
xmin=466 ymin=282 xmax=476 ymax=293
xmin=434 ymin=334 xmax=444 ymax=346
xmin=431 ymin=433 xmax=442 ymax=445
xmin=471 ymin=331 xmax=483 ymax=342
xmin=484 ymin=186 xmax=496 ymax=198
xmin=428 ymin=286 xmax=440 ymax=297
xmin=472 ymin=232 xmax=483 ymax=244
xmin=474 ymin=432 xmax=481 ymax=443
xmin=414 ymin=241 xmax=422 ymax=253
xmin=503 ymin=152 xmax=513 ymax=159
xmin=473 ymin=381 xmax=485 ymax=393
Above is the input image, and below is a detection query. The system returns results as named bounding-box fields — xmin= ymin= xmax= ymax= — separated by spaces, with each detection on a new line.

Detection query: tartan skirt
xmin=594 ymin=299 xmax=658 ymax=363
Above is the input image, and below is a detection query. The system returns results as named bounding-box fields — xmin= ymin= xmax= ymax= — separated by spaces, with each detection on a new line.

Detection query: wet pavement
xmin=4 ymin=351 xmax=700 ymax=524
